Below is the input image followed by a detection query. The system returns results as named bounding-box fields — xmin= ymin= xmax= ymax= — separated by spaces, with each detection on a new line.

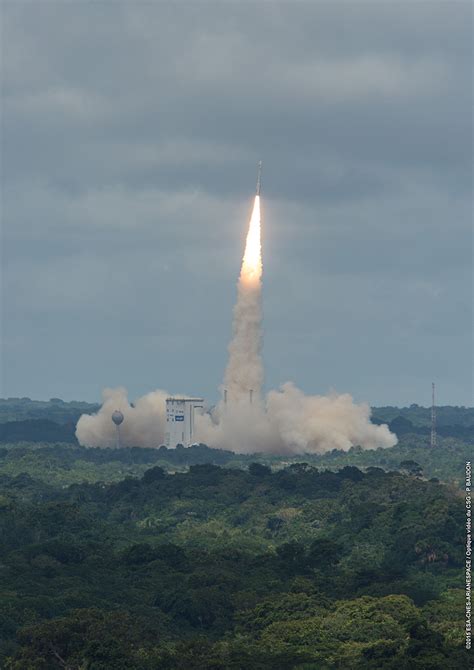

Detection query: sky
xmin=1 ymin=1 xmax=472 ymax=407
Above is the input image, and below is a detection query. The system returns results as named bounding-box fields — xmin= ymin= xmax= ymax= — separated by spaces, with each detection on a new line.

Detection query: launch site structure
xmin=165 ymin=397 xmax=204 ymax=448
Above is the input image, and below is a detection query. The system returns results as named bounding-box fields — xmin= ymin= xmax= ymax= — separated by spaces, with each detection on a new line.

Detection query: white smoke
xmin=223 ymin=279 xmax=263 ymax=402
xmin=76 ymin=192 xmax=396 ymax=454
xmin=76 ymin=387 xmax=167 ymax=448
xmin=266 ymin=383 xmax=395 ymax=453
xmin=76 ymin=382 xmax=396 ymax=453
xmin=200 ymin=192 xmax=395 ymax=454
xmin=194 ymin=383 xmax=396 ymax=454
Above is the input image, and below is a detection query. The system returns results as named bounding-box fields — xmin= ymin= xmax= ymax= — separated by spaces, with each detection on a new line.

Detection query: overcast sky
xmin=1 ymin=1 xmax=472 ymax=407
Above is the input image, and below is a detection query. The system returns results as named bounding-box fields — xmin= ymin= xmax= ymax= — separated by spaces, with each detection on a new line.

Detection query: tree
xmin=248 ymin=463 xmax=271 ymax=477
xmin=308 ymin=538 xmax=342 ymax=569
xmin=142 ymin=466 xmax=166 ymax=484
xmin=399 ymin=460 xmax=423 ymax=477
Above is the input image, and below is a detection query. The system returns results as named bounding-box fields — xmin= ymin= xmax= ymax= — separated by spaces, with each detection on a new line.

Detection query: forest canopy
xmin=0 ymin=460 xmax=468 ymax=668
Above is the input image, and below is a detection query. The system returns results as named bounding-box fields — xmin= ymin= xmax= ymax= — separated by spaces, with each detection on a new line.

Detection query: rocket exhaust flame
xmin=241 ymin=196 xmax=262 ymax=285
xmin=242 ymin=161 xmax=262 ymax=285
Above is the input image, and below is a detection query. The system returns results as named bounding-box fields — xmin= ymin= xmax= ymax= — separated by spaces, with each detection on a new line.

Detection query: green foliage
xmin=248 ymin=462 xmax=272 ymax=477
xmin=0 ymin=399 xmax=469 ymax=668
xmin=276 ymin=435 xmax=472 ymax=487
xmin=0 ymin=398 xmax=99 ymax=424
xmin=0 ymin=442 xmax=244 ymax=486
xmin=0 ymin=460 xmax=468 ymax=668
xmin=372 ymin=403 xmax=474 ymax=429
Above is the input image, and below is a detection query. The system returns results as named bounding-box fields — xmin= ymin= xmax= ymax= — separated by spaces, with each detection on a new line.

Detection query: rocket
xmin=256 ymin=160 xmax=262 ymax=196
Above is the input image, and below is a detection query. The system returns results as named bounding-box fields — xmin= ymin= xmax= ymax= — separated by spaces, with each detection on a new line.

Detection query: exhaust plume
xmin=194 ymin=189 xmax=396 ymax=453
xmin=76 ymin=182 xmax=396 ymax=454
xmin=195 ymin=383 xmax=396 ymax=454
xmin=223 ymin=195 xmax=263 ymax=403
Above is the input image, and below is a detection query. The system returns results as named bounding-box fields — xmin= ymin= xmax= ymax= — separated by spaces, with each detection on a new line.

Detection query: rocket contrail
xmin=223 ymin=176 xmax=263 ymax=403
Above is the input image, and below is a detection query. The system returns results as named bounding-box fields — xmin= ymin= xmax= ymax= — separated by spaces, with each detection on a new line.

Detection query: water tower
xmin=111 ymin=410 xmax=124 ymax=448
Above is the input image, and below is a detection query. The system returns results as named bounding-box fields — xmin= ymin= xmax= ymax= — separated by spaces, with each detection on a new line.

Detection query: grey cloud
xmin=1 ymin=1 xmax=472 ymax=405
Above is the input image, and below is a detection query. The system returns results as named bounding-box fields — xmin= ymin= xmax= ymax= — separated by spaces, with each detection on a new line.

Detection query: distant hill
xmin=0 ymin=398 xmax=99 ymax=425
xmin=371 ymin=404 xmax=474 ymax=428
xmin=371 ymin=404 xmax=474 ymax=440
xmin=0 ymin=419 xmax=78 ymax=444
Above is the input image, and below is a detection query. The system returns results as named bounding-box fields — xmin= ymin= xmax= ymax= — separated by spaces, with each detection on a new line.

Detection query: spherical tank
xmin=112 ymin=410 xmax=124 ymax=426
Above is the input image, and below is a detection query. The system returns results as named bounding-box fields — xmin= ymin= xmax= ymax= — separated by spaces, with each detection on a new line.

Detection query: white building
xmin=165 ymin=397 xmax=204 ymax=448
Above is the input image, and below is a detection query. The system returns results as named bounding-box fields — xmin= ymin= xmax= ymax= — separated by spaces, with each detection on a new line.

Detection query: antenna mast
xmin=430 ymin=382 xmax=437 ymax=448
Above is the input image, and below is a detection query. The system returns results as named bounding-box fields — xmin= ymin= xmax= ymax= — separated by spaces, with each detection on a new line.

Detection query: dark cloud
xmin=2 ymin=1 xmax=472 ymax=405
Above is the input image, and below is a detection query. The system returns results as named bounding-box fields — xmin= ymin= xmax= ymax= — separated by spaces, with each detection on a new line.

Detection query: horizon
xmin=1 ymin=395 xmax=473 ymax=412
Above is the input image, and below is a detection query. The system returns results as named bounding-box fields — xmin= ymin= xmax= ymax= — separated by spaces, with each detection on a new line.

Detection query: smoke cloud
xmin=76 ymin=193 xmax=396 ymax=454
xmin=76 ymin=382 xmax=396 ymax=453
xmin=76 ymin=387 xmax=167 ymax=448
xmin=195 ymin=382 xmax=396 ymax=454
